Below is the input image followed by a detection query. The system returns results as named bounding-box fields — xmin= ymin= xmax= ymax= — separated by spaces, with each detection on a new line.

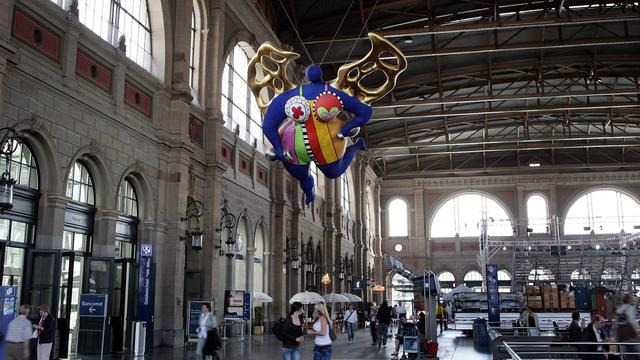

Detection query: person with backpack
xmin=275 ymin=302 xmax=305 ymax=360
xmin=307 ymin=303 xmax=333 ymax=360
xmin=376 ymin=300 xmax=392 ymax=349
xmin=344 ymin=303 xmax=358 ymax=344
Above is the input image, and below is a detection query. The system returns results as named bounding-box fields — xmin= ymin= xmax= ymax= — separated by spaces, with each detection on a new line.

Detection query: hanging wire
xmin=319 ymin=0 xmax=356 ymax=66
xmin=344 ymin=0 xmax=381 ymax=65
xmin=277 ymin=0 xmax=315 ymax=65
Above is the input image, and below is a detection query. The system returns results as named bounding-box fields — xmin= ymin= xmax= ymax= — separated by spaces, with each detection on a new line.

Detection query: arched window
xmin=233 ymin=218 xmax=248 ymax=290
xmin=221 ymin=44 xmax=263 ymax=150
xmin=388 ymin=198 xmax=408 ymax=237
xmin=601 ymin=267 xmax=622 ymax=281
xmin=497 ymin=270 xmax=512 ymax=293
xmin=366 ymin=187 xmax=375 ymax=232
xmin=310 ymin=162 xmax=319 ymax=191
xmin=341 ymin=174 xmax=351 ymax=215
xmin=51 ymin=0 xmax=153 ymax=71
xmin=0 ymin=141 xmax=40 ymax=307
xmin=464 ymin=270 xmax=483 ymax=292
xmin=527 ymin=195 xmax=548 ymax=234
xmin=253 ymin=226 xmax=264 ymax=293
xmin=437 ymin=271 xmax=455 ymax=294
xmin=189 ymin=1 xmax=202 ymax=94
xmin=116 ymin=179 xmax=139 ymax=259
xmin=571 ymin=268 xmax=591 ymax=281
xmin=528 ymin=267 xmax=555 ymax=284
xmin=66 ymin=162 xmax=95 ymax=205
xmin=431 ymin=193 xmax=513 ymax=238
xmin=564 ymin=189 xmax=640 ymax=235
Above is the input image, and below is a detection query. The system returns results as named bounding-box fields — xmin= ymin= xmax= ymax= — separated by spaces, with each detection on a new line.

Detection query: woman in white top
xmin=344 ymin=303 xmax=358 ymax=344
xmin=196 ymin=303 xmax=216 ymax=359
xmin=307 ymin=302 xmax=333 ymax=360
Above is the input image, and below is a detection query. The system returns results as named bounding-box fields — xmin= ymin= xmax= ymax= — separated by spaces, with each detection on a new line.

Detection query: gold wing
xmin=247 ymin=42 xmax=300 ymax=114
xmin=330 ymin=32 xmax=407 ymax=104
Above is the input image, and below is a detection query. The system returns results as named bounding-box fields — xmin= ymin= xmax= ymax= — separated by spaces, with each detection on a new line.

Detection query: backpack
xmin=272 ymin=318 xmax=287 ymax=342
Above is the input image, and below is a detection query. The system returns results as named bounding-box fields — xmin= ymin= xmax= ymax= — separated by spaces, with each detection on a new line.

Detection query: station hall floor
xmin=70 ymin=327 xmax=491 ymax=359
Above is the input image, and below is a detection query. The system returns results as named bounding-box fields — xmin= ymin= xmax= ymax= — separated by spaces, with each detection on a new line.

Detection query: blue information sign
xmin=187 ymin=300 xmax=213 ymax=337
xmin=352 ymin=280 xmax=366 ymax=290
xmin=79 ymin=294 xmax=107 ymax=317
xmin=0 ymin=286 xmax=18 ymax=356
xmin=137 ymin=243 xmax=155 ymax=323
xmin=242 ymin=292 xmax=251 ymax=321
xmin=485 ymin=264 xmax=500 ymax=326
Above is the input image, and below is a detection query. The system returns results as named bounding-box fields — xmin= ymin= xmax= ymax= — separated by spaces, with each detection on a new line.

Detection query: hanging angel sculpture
xmin=247 ymin=33 xmax=407 ymax=204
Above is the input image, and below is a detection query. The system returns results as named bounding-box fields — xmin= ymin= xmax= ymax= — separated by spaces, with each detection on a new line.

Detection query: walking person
xmin=376 ymin=300 xmax=392 ymax=348
xmin=279 ymin=302 xmax=305 ymax=360
xmin=369 ymin=302 xmax=378 ymax=346
xmin=307 ymin=303 xmax=333 ymax=360
xmin=5 ymin=304 xmax=32 ymax=360
xmin=436 ymin=302 xmax=445 ymax=334
xmin=33 ymin=304 xmax=54 ymax=360
xmin=344 ymin=303 xmax=357 ymax=344
xmin=615 ymin=293 xmax=640 ymax=359
xmin=196 ymin=303 xmax=217 ymax=359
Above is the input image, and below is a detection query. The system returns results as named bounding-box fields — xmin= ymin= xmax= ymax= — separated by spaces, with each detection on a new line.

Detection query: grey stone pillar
xmin=92 ymin=209 xmax=118 ymax=258
xmin=35 ymin=194 xmax=68 ymax=249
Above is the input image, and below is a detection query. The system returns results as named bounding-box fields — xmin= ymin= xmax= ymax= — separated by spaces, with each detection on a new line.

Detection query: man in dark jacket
xmin=377 ymin=301 xmax=392 ymax=348
xmin=568 ymin=311 xmax=583 ymax=342
xmin=581 ymin=315 xmax=609 ymax=360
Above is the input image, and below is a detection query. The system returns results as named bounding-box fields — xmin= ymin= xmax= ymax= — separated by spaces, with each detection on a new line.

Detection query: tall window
xmin=431 ymin=193 xmax=513 ymax=238
xmin=497 ymin=270 xmax=512 ymax=293
xmin=341 ymin=174 xmax=351 ymax=215
xmin=221 ymin=44 xmax=263 ymax=150
xmin=66 ymin=162 xmax=95 ymax=205
xmin=1 ymin=142 xmax=39 ymax=189
xmin=310 ymin=162 xmax=319 ymax=190
xmin=253 ymin=227 xmax=264 ymax=293
xmin=464 ymin=270 xmax=483 ymax=292
xmin=189 ymin=7 xmax=197 ymax=89
xmin=116 ymin=179 xmax=139 ymax=258
xmin=388 ymin=198 xmax=408 ymax=237
xmin=527 ymin=195 xmax=548 ymax=233
xmin=437 ymin=271 xmax=455 ymax=294
xmin=50 ymin=0 xmax=153 ymax=71
xmin=564 ymin=189 xmax=640 ymax=235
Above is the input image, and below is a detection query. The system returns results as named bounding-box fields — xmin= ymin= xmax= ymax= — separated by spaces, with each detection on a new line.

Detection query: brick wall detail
xmin=76 ymin=51 xmax=112 ymax=93
xmin=124 ymin=80 xmax=152 ymax=116
xmin=12 ymin=9 xmax=61 ymax=61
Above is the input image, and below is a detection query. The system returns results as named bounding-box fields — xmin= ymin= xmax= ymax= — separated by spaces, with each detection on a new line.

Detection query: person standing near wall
xmin=5 ymin=304 xmax=32 ymax=360
xmin=33 ymin=305 xmax=54 ymax=360
xmin=369 ymin=302 xmax=378 ymax=346
xmin=344 ymin=304 xmax=358 ymax=344
xmin=376 ymin=301 xmax=392 ymax=349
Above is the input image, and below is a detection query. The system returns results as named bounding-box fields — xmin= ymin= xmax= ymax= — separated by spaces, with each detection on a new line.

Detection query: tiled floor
xmin=71 ymin=327 xmax=492 ymax=359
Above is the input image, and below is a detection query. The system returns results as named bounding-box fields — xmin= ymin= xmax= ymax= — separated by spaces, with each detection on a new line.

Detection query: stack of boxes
xmin=542 ymin=284 xmax=559 ymax=309
xmin=559 ymin=292 xmax=576 ymax=310
xmin=525 ymin=285 xmax=543 ymax=309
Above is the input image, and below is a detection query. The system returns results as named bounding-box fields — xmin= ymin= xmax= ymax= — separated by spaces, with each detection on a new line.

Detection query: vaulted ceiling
xmin=268 ymin=0 xmax=640 ymax=178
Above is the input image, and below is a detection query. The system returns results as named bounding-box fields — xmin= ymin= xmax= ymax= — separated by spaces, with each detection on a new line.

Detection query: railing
xmin=503 ymin=341 xmax=640 ymax=359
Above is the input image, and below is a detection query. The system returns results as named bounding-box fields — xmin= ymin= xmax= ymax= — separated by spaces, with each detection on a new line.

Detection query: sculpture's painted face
xmin=314 ymin=91 xmax=343 ymax=121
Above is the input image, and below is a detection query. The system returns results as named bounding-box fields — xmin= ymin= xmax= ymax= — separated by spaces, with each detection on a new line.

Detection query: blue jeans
xmin=281 ymin=347 xmax=301 ymax=360
xmin=313 ymin=344 xmax=332 ymax=360
xmin=346 ymin=322 xmax=356 ymax=341
xmin=378 ymin=323 xmax=389 ymax=346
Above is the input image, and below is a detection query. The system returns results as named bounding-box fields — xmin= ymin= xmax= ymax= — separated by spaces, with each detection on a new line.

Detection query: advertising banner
xmin=187 ymin=300 xmax=213 ymax=337
xmin=224 ymin=290 xmax=245 ymax=320
xmin=137 ymin=243 xmax=155 ymax=322
xmin=243 ymin=292 xmax=251 ymax=321
xmin=485 ymin=264 xmax=501 ymax=326
xmin=0 ymin=286 xmax=18 ymax=356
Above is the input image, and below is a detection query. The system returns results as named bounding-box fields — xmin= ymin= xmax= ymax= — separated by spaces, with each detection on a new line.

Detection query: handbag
xmin=329 ymin=323 xmax=337 ymax=342
xmin=204 ymin=328 xmax=221 ymax=355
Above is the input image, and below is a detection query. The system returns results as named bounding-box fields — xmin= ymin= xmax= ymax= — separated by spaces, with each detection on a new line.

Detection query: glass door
xmin=57 ymin=251 xmax=84 ymax=358
xmin=77 ymin=257 xmax=114 ymax=355
xmin=24 ymin=250 xmax=61 ymax=356
xmin=112 ymin=258 xmax=135 ymax=352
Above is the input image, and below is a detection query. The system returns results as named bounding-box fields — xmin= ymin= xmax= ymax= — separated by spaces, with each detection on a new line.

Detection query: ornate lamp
xmin=214 ymin=200 xmax=245 ymax=257
xmin=0 ymin=128 xmax=20 ymax=213
xmin=321 ymin=273 xmax=331 ymax=285
xmin=335 ymin=256 xmax=344 ymax=280
xmin=180 ymin=197 xmax=206 ymax=250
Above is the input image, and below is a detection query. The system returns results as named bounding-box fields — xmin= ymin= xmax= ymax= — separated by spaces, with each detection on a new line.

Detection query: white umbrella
xmin=323 ymin=293 xmax=350 ymax=303
xmin=442 ymin=284 xmax=475 ymax=301
xmin=342 ymin=293 xmax=362 ymax=302
xmin=253 ymin=291 xmax=273 ymax=303
xmin=289 ymin=291 xmax=325 ymax=304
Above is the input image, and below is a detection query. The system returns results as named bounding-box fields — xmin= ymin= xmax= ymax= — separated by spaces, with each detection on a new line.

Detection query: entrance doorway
xmin=112 ymin=258 xmax=135 ymax=352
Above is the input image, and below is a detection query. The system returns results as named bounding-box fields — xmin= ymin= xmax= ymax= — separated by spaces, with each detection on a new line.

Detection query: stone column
xmin=0 ymin=0 xmax=17 ymax=115
xmin=92 ymin=209 xmax=119 ymax=257
xmin=61 ymin=12 xmax=82 ymax=88
xmin=35 ymin=194 xmax=68 ymax=249
xmin=516 ymin=186 xmax=527 ymax=236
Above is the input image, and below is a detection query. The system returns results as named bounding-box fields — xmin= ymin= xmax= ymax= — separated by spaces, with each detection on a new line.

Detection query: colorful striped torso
xmin=279 ymin=89 xmax=347 ymax=166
